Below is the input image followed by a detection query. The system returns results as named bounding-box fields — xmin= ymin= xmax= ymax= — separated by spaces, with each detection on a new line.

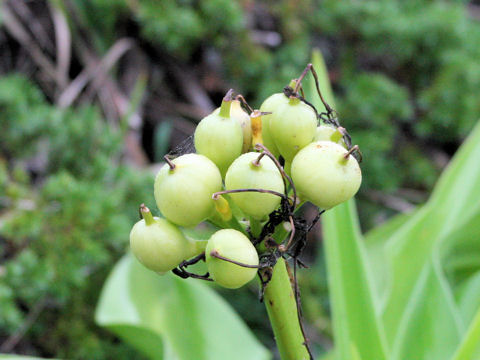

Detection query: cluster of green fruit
xmin=129 ymin=77 xmax=362 ymax=289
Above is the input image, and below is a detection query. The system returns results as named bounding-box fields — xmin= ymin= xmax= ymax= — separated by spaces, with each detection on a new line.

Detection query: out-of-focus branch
xmin=0 ymin=297 xmax=48 ymax=353
xmin=49 ymin=1 xmax=72 ymax=90
xmin=1 ymin=3 xmax=57 ymax=82
xmin=8 ymin=0 xmax=54 ymax=54
xmin=58 ymin=38 xmax=134 ymax=108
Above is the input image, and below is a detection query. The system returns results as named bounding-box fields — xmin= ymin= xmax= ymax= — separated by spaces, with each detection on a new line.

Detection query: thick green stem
xmin=192 ymin=239 xmax=208 ymax=254
xmin=208 ymin=215 xmax=245 ymax=235
xmin=249 ymin=217 xmax=263 ymax=238
xmin=283 ymin=160 xmax=292 ymax=177
xmin=263 ymin=258 xmax=310 ymax=360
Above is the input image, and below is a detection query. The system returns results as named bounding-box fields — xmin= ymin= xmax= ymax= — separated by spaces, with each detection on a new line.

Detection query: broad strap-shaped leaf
xmin=310 ymin=48 xmax=388 ymax=360
xmin=367 ymin=202 xmax=480 ymax=359
xmin=440 ymin=203 xmax=480 ymax=284
xmin=381 ymin=120 xmax=480 ymax=342
xmin=365 ymin=210 xmax=416 ymax=302
xmin=428 ymin=121 xmax=480 ymax=219
xmin=322 ymin=201 xmax=389 ymax=360
xmin=450 ymin=307 xmax=480 ymax=360
xmin=390 ymin=257 xmax=463 ymax=360
xmin=455 ymin=271 xmax=480 ymax=328
xmin=96 ymin=254 xmax=270 ymax=360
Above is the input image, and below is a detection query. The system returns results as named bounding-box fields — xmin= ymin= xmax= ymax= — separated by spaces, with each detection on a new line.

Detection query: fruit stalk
xmin=263 ymin=257 xmax=310 ymax=360
xmin=140 ymin=204 xmax=155 ymax=225
xmin=219 ymin=89 xmax=233 ymax=118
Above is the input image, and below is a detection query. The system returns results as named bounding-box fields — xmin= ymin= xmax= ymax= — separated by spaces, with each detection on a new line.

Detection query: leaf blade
xmin=381 ymin=120 xmax=480 ymax=341
xmin=96 ymin=254 xmax=271 ymax=360
xmin=310 ymin=48 xmax=388 ymax=360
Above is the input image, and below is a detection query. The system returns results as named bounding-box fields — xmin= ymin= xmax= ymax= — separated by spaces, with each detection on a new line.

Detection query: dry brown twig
xmin=48 ymin=1 xmax=72 ymax=91
xmin=58 ymin=38 xmax=135 ymax=108
xmin=1 ymin=3 xmax=58 ymax=82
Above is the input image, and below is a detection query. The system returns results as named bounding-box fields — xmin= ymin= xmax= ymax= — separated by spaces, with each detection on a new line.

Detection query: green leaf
xmin=450 ymin=307 xmax=480 ymax=360
xmin=455 ymin=271 xmax=480 ymax=326
xmin=322 ymin=201 xmax=389 ymax=360
xmin=310 ymin=48 xmax=388 ymax=360
xmin=381 ymin=120 xmax=480 ymax=342
xmin=391 ymin=258 xmax=463 ymax=360
xmin=309 ymin=50 xmax=336 ymax=113
xmin=428 ymin=122 xmax=480 ymax=219
xmin=365 ymin=210 xmax=416 ymax=300
xmin=441 ymin=203 xmax=480 ymax=284
xmin=96 ymin=254 xmax=271 ymax=360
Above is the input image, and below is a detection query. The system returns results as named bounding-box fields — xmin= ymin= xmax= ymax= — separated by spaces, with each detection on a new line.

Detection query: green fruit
xmin=291 ymin=141 xmax=362 ymax=209
xmin=195 ymin=100 xmax=243 ymax=177
xmin=225 ymin=152 xmax=284 ymax=219
xmin=269 ymin=97 xmax=317 ymax=162
xmin=206 ymin=229 xmax=259 ymax=289
xmin=154 ymin=154 xmax=222 ymax=228
xmin=314 ymin=124 xmax=346 ymax=147
xmin=214 ymin=100 xmax=251 ymax=153
xmin=259 ymin=93 xmax=288 ymax=158
xmin=130 ymin=210 xmax=199 ymax=273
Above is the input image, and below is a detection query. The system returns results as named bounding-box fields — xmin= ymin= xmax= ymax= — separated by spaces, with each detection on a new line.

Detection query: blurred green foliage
xmin=316 ymin=0 xmax=480 ymax=194
xmin=0 ymin=75 xmax=153 ymax=358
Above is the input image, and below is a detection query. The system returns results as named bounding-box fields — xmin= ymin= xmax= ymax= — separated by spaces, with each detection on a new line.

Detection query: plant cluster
xmin=63 ymin=0 xmax=480 ymax=229
xmin=129 ymin=65 xmax=362 ymax=357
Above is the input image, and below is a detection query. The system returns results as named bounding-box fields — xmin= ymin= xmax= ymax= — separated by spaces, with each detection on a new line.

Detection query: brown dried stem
xmin=164 ymin=155 xmax=176 ymax=170
xmin=278 ymin=216 xmax=296 ymax=253
xmin=254 ymin=143 xmax=297 ymax=210
xmin=252 ymin=152 xmax=267 ymax=167
xmin=235 ymin=94 xmax=254 ymax=114
xmin=344 ymin=145 xmax=360 ymax=159
xmin=210 ymin=250 xmax=260 ymax=269
xmin=223 ymin=88 xmax=234 ymax=102
xmin=212 ymin=189 xmax=288 ymax=201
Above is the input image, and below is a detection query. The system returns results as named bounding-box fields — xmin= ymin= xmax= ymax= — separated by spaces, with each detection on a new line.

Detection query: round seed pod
xmin=291 ymin=141 xmax=362 ymax=209
xmin=154 ymin=154 xmax=222 ymax=228
xmin=214 ymin=100 xmax=252 ymax=153
xmin=130 ymin=210 xmax=200 ymax=273
xmin=195 ymin=101 xmax=243 ymax=177
xmin=269 ymin=97 xmax=317 ymax=162
xmin=314 ymin=124 xmax=346 ymax=148
xmin=206 ymin=229 xmax=259 ymax=289
xmin=225 ymin=152 xmax=284 ymax=219
xmin=259 ymin=93 xmax=289 ymax=158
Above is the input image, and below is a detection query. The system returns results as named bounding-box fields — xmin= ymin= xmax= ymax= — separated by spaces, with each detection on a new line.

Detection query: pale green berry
xmin=154 ymin=154 xmax=222 ymax=228
xmin=195 ymin=100 xmax=243 ymax=177
xmin=206 ymin=229 xmax=259 ymax=289
xmin=130 ymin=210 xmax=199 ymax=273
xmin=269 ymin=97 xmax=317 ymax=162
xmin=214 ymin=100 xmax=252 ymax=153
xmin=291 ymin=141 xmax=362 ymax=209
xmin=259 ymin=93 xmax=288 ymax=158
xmin=225 ymin=152 xmax=284 ymax=219
xmin=314 ymin=124 xmax=346 ymax=147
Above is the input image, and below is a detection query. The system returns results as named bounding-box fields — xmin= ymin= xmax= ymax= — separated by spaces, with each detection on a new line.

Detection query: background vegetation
xmin=1 ymin=0 xmax=479 ymax=359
